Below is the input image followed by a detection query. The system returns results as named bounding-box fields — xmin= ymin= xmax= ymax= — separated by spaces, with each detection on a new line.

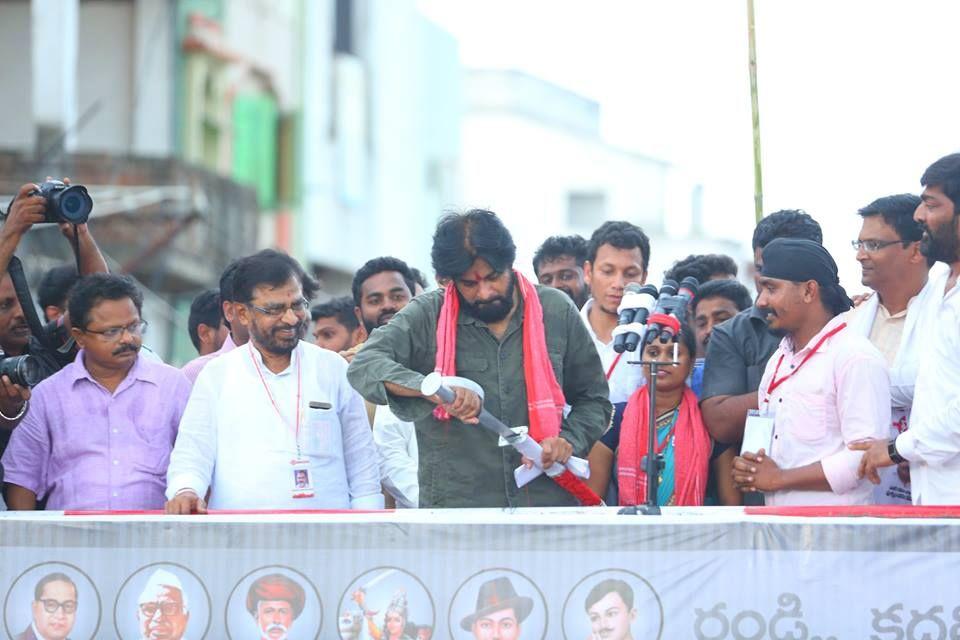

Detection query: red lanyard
xmin=249 ymin=343 xmax=302 ymax=456
xmin=766 ymin=322 xmax=846 ymax=397
xmin=606 ymin=352 xmax=623 ymax=380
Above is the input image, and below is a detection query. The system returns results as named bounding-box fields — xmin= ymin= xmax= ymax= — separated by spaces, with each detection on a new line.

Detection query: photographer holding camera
xmin=0 ymin=180 xmax=108 ymax=448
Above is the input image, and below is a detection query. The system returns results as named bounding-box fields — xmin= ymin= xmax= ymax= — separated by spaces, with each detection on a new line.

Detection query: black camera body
xmin=30 ymin=180 xmax=93 ymax=225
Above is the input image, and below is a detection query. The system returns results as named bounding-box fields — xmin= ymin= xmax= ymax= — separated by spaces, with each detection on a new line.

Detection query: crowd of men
xmin=0 ymin=151 xmax=958 ymax=515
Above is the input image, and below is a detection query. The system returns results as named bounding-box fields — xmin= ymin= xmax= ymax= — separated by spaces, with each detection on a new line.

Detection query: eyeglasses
xmin=83 ymin=320 xmax=149 ymax=341
xmin=247 ymin=297 xmax=310 ymax=318
xmin=851 ymin=239 xmax=904 ymax=253
xmin=139 ymin=602 xmax=183 ymax=618
xmin=39 ymin=599 xmax=77 ymax=614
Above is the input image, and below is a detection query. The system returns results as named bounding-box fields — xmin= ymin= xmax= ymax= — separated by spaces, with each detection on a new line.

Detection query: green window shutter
xmin=232 ymin=94 xmax=278 ymax=209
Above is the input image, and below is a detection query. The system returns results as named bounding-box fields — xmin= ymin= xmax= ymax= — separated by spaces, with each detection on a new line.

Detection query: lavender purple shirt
xmin=1 ymin=351 xmax=192 ymax=510
xmin=181 ymin=333 xmax=236 ymax=384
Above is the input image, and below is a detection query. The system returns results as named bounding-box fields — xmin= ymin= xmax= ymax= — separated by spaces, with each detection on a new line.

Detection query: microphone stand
xmin=619 ymin=339 xmax=679 ymax=516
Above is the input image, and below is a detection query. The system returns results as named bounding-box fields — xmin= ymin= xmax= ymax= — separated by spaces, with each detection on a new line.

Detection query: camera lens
xmin=0 ymin=354 xmax=41 ymax=387
xmin=57 ymin=186 xmax=92 ymax=224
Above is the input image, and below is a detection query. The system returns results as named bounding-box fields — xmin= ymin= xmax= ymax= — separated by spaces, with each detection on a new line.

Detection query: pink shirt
xmin=758 ymin=315 xmax=890 ymax=505
xmin=180 ymin=333 xmax=236 ymax=384
xmin=1 ymin=351 xmax=192 ymax=510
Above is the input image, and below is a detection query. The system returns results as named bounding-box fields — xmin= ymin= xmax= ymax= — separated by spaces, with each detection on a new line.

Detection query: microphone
xmin=642 ymin=280 xmax=679 ymax=346
xmin=669 ymin=276 xmax=700 ymax=329
xmin=613 ymin=283 xmax=659 ymax=353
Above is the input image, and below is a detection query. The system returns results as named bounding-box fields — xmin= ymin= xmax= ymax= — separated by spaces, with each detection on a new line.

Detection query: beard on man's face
xmin=362 ymin=306 xmax=400 ymax=335
xmin=251 ymin=318 xmax=304 ymax=355
xmin=459 ymin=274 xmax=516 ymax=323
xmin=920 ymin=214 xmax=960 ymax=263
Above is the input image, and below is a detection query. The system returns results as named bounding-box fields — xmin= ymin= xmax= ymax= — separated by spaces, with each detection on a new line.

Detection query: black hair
xmin=584 ymin=579 xmax=634 ymax=612
xmin=821 ymin=283 xmax=853 ymax=316
xmin=431 ymin=209 xmax=517 ymax=280
xmin=921 ymin=153 xmax=960 ymax=214
xmin=187 ymin=289 xmax=222 ymax=351
xmin=351 ymin=256 xmax=416 ymax=306
xmin=664 ymin=254 xmax=738 ymax=284
xmin=410 ymin=267 xmax=429 ymax=292
xmin=586 ymin=221 xmax=651 ymax=271
xmin=219 ymin=259 xmax=242 ymax=303
xmin=310 ymin=295 xmax=360 ymax=330
xmin=694 ymin=279 xmax=753 ymax=314
xmin=68 ymin=273 xmax=143 ymax=330
xmin=752 ymin=210 xmax=823 ymax=250
xmin=857 ymin=194 xmax=924 ymax=243
xmin=38 ymin=265 xmax=79 ymax=310
xmin=532 ymin=235 xmax=588 ymax=275
xmin=34 ymin=572 xmax=77 ymax=601
xmin=232 ymin=249 xmax=318 ymax=304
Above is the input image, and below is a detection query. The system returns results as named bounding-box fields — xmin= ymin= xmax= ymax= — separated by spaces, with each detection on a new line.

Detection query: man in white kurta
xmin=855 ymin=154 xmax=960 ymax=504
xmin=165 ymin=250 xmax=382 ymax=511
xmin=847 ymin=193 xmax=948 ymax=503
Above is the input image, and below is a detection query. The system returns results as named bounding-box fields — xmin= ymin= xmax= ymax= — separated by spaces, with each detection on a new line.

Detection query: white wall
xmin=0 ymin=1 xmax=34 ymax=150
xmin=75 ymin=0 xmax=134 ymax=152
xmin=301 ymin=0 xmax=462 ymax=280
xmin=223 ymin=0 xmax=301 ymax=110
xmin=461 ymin=110 xmax=670 ymax=273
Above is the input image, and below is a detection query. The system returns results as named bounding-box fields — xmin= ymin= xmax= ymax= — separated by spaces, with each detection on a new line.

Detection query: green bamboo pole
xmin=747 ymin=0 xmax=764 ymax=222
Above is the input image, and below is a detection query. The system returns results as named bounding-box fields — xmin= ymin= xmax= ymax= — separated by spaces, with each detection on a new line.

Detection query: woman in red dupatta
xmin=591 ymin=323 xmax=712 ymax=506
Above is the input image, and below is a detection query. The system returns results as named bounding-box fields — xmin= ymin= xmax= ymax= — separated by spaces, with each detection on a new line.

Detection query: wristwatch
xmin=888 ymin=438 xmax=906 ymax=464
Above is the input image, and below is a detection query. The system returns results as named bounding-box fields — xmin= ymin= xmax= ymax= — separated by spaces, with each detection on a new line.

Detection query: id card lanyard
xmin=249 ymin=343 xmax=303 ymax=458
xmin=762 ymin=322 xmax=846 ymax=414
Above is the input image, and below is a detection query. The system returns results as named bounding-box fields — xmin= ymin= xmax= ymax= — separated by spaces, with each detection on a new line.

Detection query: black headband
xmin=761 ymin=238 xmax=839 ymax=286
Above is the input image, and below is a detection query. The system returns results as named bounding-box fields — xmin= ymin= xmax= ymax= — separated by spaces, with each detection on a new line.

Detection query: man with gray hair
xmin=136 ymin=568 xmax=190 ymax=640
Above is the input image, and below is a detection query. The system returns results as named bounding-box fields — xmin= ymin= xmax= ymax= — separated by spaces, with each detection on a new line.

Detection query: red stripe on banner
xmin=63 ymin=509 xmax=393 ymax=516
xmin=745 ymin=505 xmax=960 ymax=518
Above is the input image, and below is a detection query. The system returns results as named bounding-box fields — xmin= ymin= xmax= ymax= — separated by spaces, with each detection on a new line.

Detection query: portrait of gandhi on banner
xmin=449 ymin=570 xmax=546 ymax=640
xmin=4 ymin=564 xmax=100 ymax=640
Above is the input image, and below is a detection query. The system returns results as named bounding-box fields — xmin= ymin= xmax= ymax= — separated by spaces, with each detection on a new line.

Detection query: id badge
xmin=290 ymin=458 xmax=315 ymax=499
xmin=741 ymin=409 xmax=775 ymax=456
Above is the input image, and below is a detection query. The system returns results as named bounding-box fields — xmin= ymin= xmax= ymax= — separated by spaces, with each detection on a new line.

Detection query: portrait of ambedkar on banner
xmin=19 ymin=572 xmax=78 ymax=640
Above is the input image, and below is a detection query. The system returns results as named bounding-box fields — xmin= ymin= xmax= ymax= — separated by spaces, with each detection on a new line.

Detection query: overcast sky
xmin=418 ymin=0 xmax=960 ymax=290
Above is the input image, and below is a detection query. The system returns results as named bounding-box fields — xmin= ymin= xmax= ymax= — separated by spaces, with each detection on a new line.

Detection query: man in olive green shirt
xmin=347 ymin=210 xmax=610 ymax=508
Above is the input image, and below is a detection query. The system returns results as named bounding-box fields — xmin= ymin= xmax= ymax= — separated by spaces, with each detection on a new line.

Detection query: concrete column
xmin=31 ymin=0 xmax=79 ymax=154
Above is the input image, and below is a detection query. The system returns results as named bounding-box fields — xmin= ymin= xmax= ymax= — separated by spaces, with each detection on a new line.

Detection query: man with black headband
xmin=347 ymin=209 xmax=610 ymax=507
xmin=732 ymin=238 xmax=889 ymax=505
xmin=854 ymin=153 xmax=960 ymax=504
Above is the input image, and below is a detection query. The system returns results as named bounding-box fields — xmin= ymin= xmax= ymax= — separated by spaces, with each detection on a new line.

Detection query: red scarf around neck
xmin=432 ymin=270 xmax=565 ymax=442
xmin=617 ymin=385 xmax=711 ymax=506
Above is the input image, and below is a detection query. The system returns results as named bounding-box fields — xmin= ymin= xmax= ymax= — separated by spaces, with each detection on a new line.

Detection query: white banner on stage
xmin=1 ymin=508 xmax=959 ymax=639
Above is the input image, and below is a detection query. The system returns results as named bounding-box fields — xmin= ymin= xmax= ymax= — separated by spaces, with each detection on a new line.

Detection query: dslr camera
xmin=0 ymin=351 xmax=43 ymax=387
xmin=30 ymin=179 xmax=93 ymax=225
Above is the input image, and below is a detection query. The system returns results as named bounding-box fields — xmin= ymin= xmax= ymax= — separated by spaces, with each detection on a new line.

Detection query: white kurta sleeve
xmin=338 ymin=369 xmax=385 ymax=509
xmin=165 ymin=368 xmax=218 ymax=500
